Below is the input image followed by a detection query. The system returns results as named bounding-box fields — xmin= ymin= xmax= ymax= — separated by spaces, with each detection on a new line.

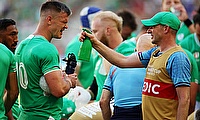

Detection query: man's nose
xmin=146 ymin=28 xmax=152 ymax=34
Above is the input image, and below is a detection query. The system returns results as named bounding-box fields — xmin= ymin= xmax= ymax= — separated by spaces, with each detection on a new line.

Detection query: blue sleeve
xmin=103 ymin=66 xmax=115 ymax=92
xmin=167 ymin=51 xmax=191 ymax=87
xmin=138 ymin=47 xmax=157 ymax=67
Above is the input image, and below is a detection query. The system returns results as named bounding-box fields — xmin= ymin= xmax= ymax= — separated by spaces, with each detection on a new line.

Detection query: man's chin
xmin=151 ymin=40 xmax=156 ymax=44
xmin=54 ymin=34 xmax=62 ymax=39
xmin=52 ymin=36 xmax=61 ymax=40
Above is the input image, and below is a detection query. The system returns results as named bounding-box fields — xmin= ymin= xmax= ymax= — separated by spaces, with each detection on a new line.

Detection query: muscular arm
xmin=4 ymin=72 xmax=19 ymax=113
xmin=99 ymin=89 xmax=112 ymax=120
xmin=80 ymin=32 xmax=143 ymax=68
xmin=176 ymin=86 xmax=190 ymax=120
xmin=44 ymin=70 xmax=77 ymax=98
xmin=189 ymin=82 xmax=198 ymax=115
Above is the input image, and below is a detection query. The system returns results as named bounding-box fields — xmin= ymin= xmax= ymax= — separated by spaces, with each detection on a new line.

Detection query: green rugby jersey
xmin=176 ymin=23 xmax=191 ymax=44
xmin=183 ymin=49 xmax=199 ymax=84
xmin=15 ymin=35 xmax=62 ymax=120
xmin=180 ymin=33 xmax=200 ymax=102
xmin=0 ymin=43 xmax=16 ymax=120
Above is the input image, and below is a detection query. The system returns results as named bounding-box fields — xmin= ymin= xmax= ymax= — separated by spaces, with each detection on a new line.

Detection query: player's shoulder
xmin=32 ymin=35 xmax=57 ymax=52
xmin=0 ymin=43 xmax=13 ymax=57
xmin=180 ymin=33 xmax=195 ymax=44
xmin=169 ymin=50 xmax=190 ymax=64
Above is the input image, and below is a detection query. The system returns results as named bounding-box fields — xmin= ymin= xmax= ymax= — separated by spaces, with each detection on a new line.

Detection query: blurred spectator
xmin=161 ymin=0 xmax=195 ymax=44
xmin=180 ymin=10 xmax=200 ymax=114
xmin=116 ymin=9 xmax=137 ymax=40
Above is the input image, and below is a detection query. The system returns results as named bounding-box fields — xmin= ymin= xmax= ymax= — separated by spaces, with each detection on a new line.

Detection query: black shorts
xmin=111 ymin=104 xmax=142 ymax=120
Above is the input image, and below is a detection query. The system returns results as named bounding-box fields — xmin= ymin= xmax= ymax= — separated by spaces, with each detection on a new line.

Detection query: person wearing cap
xmin=162 ymin=0 xmax=199 ymax=115
xmin=79 ymin=11 xmax=191 ymax=120
xmin=100 ymin=34 xmax=155 ymax=120
xmin=65 ymin=6 xmax=101 ymax=90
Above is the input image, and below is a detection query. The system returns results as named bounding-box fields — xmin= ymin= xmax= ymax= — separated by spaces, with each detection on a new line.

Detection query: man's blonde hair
xmin=93 ymin=11 xmax=123 ymax=32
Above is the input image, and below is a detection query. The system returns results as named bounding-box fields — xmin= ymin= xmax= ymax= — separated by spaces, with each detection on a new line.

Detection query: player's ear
xmin=46 ymin=15 xmax=52 ymax=25
xmin=106 ymin=26 xmax=112 ymax=36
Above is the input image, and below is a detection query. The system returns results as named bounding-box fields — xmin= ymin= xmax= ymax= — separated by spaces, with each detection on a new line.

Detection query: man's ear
xmin=46 ymin=15 xmax=52 ymax=25
xmin=163 ymin=25 xmax=170 ymax=34
xmin=106 ymin=26 xmax=112 ymax=36
xmin=105 ymin=26 xmax=111 ymax=35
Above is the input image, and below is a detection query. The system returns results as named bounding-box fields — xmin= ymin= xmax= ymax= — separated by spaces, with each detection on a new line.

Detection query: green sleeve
xmin=184 ymin=49 xmax=199 ymax=84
